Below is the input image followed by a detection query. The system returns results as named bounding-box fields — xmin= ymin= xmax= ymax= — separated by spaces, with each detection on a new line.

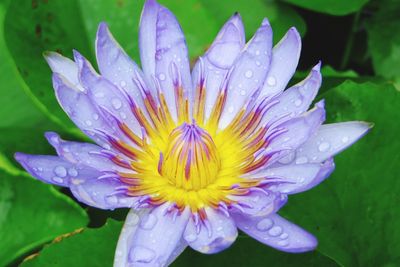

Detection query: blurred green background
xmin=0 ymin=0 xmax=399 ymax=266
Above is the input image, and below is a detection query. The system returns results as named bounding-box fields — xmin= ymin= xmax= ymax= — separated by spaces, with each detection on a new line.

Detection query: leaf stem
xmin=340 ymin=11 xmax=361 ymax=70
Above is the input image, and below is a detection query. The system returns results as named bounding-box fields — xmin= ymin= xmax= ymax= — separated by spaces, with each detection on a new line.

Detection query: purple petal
xmin=191 ymin=13 xmax=245 ymax=120
xmin=235 ymin=213 xmax=317 ymax=253
xmin=219 ymin=19 xmax=273 ymax=129
xmin=260 ymin=27 xmax=302 ymax=98
xmin=95 ymin=23 xmax=152 ymax=111
xmin=229 ymin=190 xmax=287 ymax=217
xmin=295 ymin=121 xmax=372 ymax=163
xmin=266 ymin=100 xmax=326 ymax=157
xmin=114 ymin=205 xmax=190 ymax=267
xmin=139 ymin=0 xmax=192 ymax=121
xmin=45 ymin=132 xmax=119 ymax=171
xmin=44 ymin=51 xmax=85 ymax=92
xmin=14 ymin=153 xmax=75 ymax=186
xmin=261 ymin=63 xmax=321 ymax=125
xmin=257 ymin=164 xmax=322 ymax=194
xmin=74 ymin=51 xmax=142 ymax=137
xmin=184 ymin=208 xmax=238 ymax=254
xmin=52 ymin=73 xmax=112 ymax=146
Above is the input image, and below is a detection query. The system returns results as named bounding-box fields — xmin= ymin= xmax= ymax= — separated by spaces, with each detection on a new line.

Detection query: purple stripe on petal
xmin=139 ymin=0 xmax=192 ymax=121
xmin=219 ymin=19 xmax=273 ymax=129
xmin=234 ymin=213 xmax=317 ymax=253
xmin=260 ymin=27 xmax=302 ymax=98
xmin=184 ymin=208 xmax=238 ymax=254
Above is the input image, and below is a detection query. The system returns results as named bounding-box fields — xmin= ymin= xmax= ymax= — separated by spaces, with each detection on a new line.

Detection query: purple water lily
xmin=15 ymin=0 xmax=370 ymax=266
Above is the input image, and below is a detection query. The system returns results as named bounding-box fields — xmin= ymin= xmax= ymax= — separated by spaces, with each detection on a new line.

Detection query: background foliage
xmin=0 ymin=0 xmax=399 ymax=266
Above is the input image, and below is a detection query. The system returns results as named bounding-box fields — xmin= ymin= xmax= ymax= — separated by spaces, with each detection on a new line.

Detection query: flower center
xmin=160 ymin=122 xmax=221 ymax=190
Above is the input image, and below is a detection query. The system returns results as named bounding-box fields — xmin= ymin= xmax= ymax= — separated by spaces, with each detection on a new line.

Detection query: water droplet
xmin=85 ymin=120 xmax=92 ymax=126
xmin=245 ymin=70 xmax=253 ymax=78
xmin=280 ymin=233 xmax=289 ymax=239
xmin=294 ymin=99 xmax=302 ymax=107
xmin=255 ymin=50 xmax=260 ymax=55
xmin=185 ymin=233 xmax=197 ymax=242
xmin=342 ymin=136 xmax=349 ymax=143
xmin=140 ymin=214 xmax=157 ymax=230
xmin=268 ymin=226 xmax=283 ymax=237
xmin=318 ymin=142 xmax=330 ymax=152
xmin=129 ymin=246 xmax=155 ymax=263
xmin=68 ymin=168 xmax=78 ymax=177
xmin=240 ymin=90 xmax=246 ymax=96
xmin=120 ymin=81 xmax=127 ymax=87
xmin=92 ymin=113 xmax=99 ymax=120
xmin=159 ymin=73 xmax=166 ymax=81
xmin=256 ymin=218 xmax=273 ymax=231
xmin=52 ymin=176 xmax=64 ymax=184
xmin=278 ymin=152 xmax=295 ymax=164
xmin=277 ymin=239 xmax=289 ymax=247
xmin=255 ymin=61 xmax=261 ymax=66
xmin=112 ymin=98 xmax=122 ymax=110
xmin=120 ymin=112 xmax=127 ymax=119
xmin=106 ymin=195 xmax=118 ymax=205
xmin=267 ymin=76 xmax=276 ymax=86
xmin=95 ymin=92 xmax=105 ymax=98
xmin=126 ymin=213 xmax=140 ymax=226
xmin=54 ymin=166 xmax=67 ymax=177
xmin=228 ymin=106 xmax=234 ymax=113
xmin=295 ymin=156 xmax=308 ymax=164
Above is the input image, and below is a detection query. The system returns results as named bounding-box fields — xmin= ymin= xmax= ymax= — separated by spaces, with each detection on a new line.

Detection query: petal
xmin=261 ymin=63 xmax=321 ymax=125
xmin=14 ymin=153 xmax=75 ymax=186
xmin=219 ymin=19 xmax=273 ymax=129
xmin=139 ymin=0 xmax=192 ymax=121
xmin=95 ymin=23 xmax=152 ymax=110
xmin=266 ymin=100 xmax=326 ymax=155
xmin=295 ymin=121 xmax=372 ymax=163
xmin=44 ymin=51 xmax=85 ymax=92
xmin=184 ymin=208 xmax=238 ymax=254
xmin=229 ymin=189 xmax=287 ymax=217
xmin=69 ymin=174 xmax=136 ymax=210
xmin=191 ymin=13 xmax=245 ymax=120
xmin=257 ymin=164 xmax=322 ymax=194
xmin=75 ymin=51 xmax=142 ymax=137
xmin=114 ymin=205 xmax=190 ymax=266
xmin=52 ymin=73 xmax=112 ymax=146
xmin=260 ymin=27 xmax=302 ymax=98
xmin=235 ymin=213 xmax=317 ymax=253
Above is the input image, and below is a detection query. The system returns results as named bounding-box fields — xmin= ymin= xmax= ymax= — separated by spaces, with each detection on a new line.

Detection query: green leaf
xmin=21 ymin=219 xmax=338 ymax=267
xmin=0 ymin=170 xmax=88 ymax=266
xmin=367 ymin=0 xmax=400 ymax=90
xmin=282 ymin=80 xmax=400 ymax=266
xmin=283 ymin=0 xmax=369 ymax=15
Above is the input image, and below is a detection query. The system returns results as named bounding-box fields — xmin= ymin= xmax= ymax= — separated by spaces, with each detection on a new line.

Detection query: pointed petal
xmin=139 ymin=0 xmax=192 ymax=121
xmin=114 ymin=205 xmax=189 ymax=266
xmin=52 ymin=73 xmax=112 ymax=146
xmin=192 ymin=13 xmax=245 ymax=120
xmin=14 ymin=153 xmax=75 ymax=187
xmin=261 ymin=27 xmax=302 ymax=98
xmin=44 ymin=51 xmax=85 ymax=92
xmin=95 ymin=23 xmax=152 ymax=111
xmin=75 ymin=51 xmax=142 ymax=137
xmin=262 ymin=63 xmax=321 ymax=125
xmin=219 ymin=19 xmax=273 ymax=129
xmin=184 ymin=208 xmax=238 ymax=254
xmin=295 ymin=121 xmax=372 ymax=163
xmin=229 ymin=190 xmax=287 ymax=217
xmin=235 ymin=213 xmax=317 ymax=253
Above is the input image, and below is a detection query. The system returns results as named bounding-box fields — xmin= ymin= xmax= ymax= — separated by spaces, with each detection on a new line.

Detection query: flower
xmin=15 ymin=0 xmax=371 ymax=266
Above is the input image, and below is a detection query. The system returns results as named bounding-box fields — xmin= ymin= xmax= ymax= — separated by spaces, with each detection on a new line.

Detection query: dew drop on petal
xmin=256 ymin=218 xmax=273 ymax=231
xmin=228 ymin=106 xmax=234 ymax=113
xmin=245 ymin=70 xmax=253 ymax=78
xmin=295 ymin=156 xmax=308 ymax=164
xmin=54 ymin=166 xmax=67 ymax=177
xmin=240 ymin=90 xmax=246 ymax=96
xmin=255 ymin=50 xmax=260 ymax=55
xmin=112 ymin=98 xmax=122 ymax=110
xmin=158 ymin=73 xmax=166 ymax=81
xmin=68 ymin=168 xmax=78 ymax=177
xmin=267 ymin=76 xmax=276 ymax=86
xmin=120 ymin=80 xmax=127 ymax=87
xmin=106 ymin=195 xmax=118 ymax=205
xmin=255 ymin=61 xmax=261 ymax=66
xmin=140 ymin=214 xmax=157 ymax=230
xmin=52 ymin=176 xmax=64 ymax=183
xmin=95 ymin=92 xmax=105 ymax=98
xmin=129 ymin=246 xmax=156 ymax=263
xmin=120 ymin=112 xmax=127 ymax=119
xmin=277 ymin=239 xmax=289 ymax=247
xmin=268 ymin=226 xmax=283 ymax=237
xmin=92 ymin=113 xmax=99 ymax=120
xmin=294 ymin=99 xmax=302 ymax=107
xmin=85 ymin=120 xmax=92 ymax=126
xmin=318 ymin=142 xmax=330 ymax=152
xmin=342 ymin=136 xmax=349 ymax=143
xmin=126 ymin=213 xmax=140 ymax=226
xmin=280 ymin=233 xmax=289 ymax=239
xmin=185 ymin=234 xmax=197 ymax=242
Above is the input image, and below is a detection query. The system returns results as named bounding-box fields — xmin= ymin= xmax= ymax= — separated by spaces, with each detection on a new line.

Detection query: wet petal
xmin=235 ymin=213 xmax=317 ymax=253
xmin=184 ymin=208 xmax=238 ymax=254
xmin=261 ymin=27 xmax=301 ymax=98
xmin=139 ymin=0 xmax=192 ymax=121
xmin=219 ymin=19 xmax=273 ymax=129
xmin=44 ymin=51 xmax=84 ymax=92
xmin=114 ymin=205 xmax=190 ymax=267
xmin=192 ymin=13 xmax=245 ymax=120
xmin=295 ymin=121 xmax=372 ymax=163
